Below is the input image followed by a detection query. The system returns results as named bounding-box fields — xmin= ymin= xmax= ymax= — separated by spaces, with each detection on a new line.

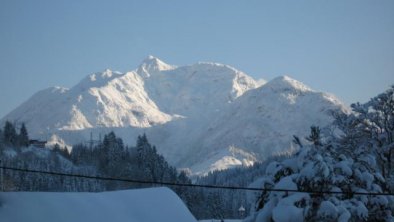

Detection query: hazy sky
xmin=0 ymin=0 xmax=393 ymax=118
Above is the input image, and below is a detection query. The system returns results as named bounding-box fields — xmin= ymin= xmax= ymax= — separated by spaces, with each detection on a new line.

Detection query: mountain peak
xmin=142 ymin=55 xmax=161 ymax=64
xmin=74 ymin=69 xmax=123 ymax=91
xmin=137 ymin=55 xmax=175 ymax=77
xmin=264 ymin=75 xmax=313 ymax=92
xmin=101 ymin=69 xmax=114 ymax=78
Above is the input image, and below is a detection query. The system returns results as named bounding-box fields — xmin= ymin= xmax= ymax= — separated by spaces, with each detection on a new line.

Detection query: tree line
xmin=0 ymin=121 xmax=29 ymax=148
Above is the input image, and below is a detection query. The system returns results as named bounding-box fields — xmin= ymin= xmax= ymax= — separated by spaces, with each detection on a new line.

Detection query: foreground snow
xmin=0 ymin=187 xmax=197 ymax=222
xmin=199 ymin=220 xmax=242 ymax=222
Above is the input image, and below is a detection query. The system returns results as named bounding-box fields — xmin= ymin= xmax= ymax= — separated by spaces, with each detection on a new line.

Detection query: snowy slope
xmin=2 ymin=69 xmax=172 ymax=131
xmin=199 ymin=75 xmax=347 ymax=156
xmin=189 ymin=146 xmax=257 ymax=176
xmin=1 ymin=56 xmax=349 ymax=175
xmin=174 ymin=76 xmax=349 ymax=174
xmin=142 ymin=59 xmax=259 ymax=118
xmin=0 ymin=187 xmax=197 ymax=222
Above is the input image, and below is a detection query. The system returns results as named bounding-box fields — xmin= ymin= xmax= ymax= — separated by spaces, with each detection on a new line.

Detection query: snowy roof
xmin=0 ymin=187 xmax=197 ymax=222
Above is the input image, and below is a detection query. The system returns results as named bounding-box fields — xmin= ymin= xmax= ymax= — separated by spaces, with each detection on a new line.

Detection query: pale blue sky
xmin=0 ymin=0 xmax=393 ymax=118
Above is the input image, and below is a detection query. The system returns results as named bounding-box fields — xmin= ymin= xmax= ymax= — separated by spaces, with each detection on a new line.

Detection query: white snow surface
xmin=272 ymin=193 xmax=310 ymax=222
xmin=0 ymin=187 xmax=197 ymax=222
xmin=1 ymin=56 xmax=349 ymax=175
xmin=190 ymin=146 xmax=257 ymax=176
xmin=199 ymin=220 xmax=242 ymax=222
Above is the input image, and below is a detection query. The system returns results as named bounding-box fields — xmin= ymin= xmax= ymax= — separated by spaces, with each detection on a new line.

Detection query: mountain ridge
xmin=1 ymin=56 xmax=349 ymax=175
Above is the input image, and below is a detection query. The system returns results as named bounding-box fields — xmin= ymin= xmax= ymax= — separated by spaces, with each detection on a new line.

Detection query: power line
xmin=1 ymin=165 xmax=393 ymax=196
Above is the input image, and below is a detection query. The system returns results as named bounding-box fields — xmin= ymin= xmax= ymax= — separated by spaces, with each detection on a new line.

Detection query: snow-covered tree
xmin=246 ymin=124 xmax=394 ymax=222
xmin=305 ymin=125 xmax=322 ymax=147
xmin=333 ymin=85 xmax=394 ymax=191
xmin=358 ymin=86 xmax=393 ymax=181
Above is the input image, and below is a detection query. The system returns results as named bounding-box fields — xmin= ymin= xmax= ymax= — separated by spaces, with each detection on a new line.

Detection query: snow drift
xmin=0 ymin=187 xmax=197 ymax=222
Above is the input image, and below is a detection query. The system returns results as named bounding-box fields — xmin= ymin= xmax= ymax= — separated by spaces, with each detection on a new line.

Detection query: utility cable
xmin=0 ymin=166 xmax=393 ymax=196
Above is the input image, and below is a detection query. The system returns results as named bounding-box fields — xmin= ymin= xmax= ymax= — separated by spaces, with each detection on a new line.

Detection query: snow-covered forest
xmin=1 ymin=85 xmax=393 ymax=221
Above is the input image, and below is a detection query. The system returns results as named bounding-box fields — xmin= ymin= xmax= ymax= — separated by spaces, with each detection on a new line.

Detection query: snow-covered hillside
xmin=3 ymin=69 xmax=172 ymax=131
xmin=0 ymin=187 xmax=197 ymax=222
xmin=0 ymin=56 xmax=349 ymax=175
xmin=183 ymin=76 xmax=348 ymax=174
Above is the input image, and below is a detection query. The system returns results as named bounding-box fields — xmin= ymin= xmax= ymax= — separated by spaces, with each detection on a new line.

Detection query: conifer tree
xmin=18 ymin=123 xmax=29 ymax=147
xmin=0 ymin=129 xmax=4 ymax=147
xmin=3 ymin=121 xmax=17 ymax=146
xmin=136 ymin=134 xmax=150 ymax=169
xmin=305 ymin=125 xmax=322 ymax=147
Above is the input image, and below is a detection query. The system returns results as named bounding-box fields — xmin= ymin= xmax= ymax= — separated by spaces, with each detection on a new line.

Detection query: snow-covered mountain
xmin=1 ymin=56 xmax=349 ymax=175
